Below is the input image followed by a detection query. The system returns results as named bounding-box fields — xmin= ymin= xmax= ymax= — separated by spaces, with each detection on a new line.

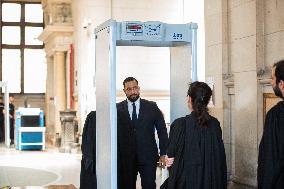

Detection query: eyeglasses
xmin=125 ymin=86 xmax=139 ymax=92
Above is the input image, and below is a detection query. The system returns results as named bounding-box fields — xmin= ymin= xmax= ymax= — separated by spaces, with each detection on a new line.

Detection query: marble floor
xmin=0 ymin=143 xmax=166 ymax=189
xmin=0 ymin=144 xmax=81 ymax=188
xmin=0 ymin=143 xmax=254 ymax=189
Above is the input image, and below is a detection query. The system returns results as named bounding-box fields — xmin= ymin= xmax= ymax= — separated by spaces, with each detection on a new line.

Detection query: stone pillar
xmin=45 ymin=57 xmax=56 ymax=145
xmin=40 ymin=0 xmax=74 ymax=147
xmin=205 ymin=0 xmax=232 ymax=180
xmin=54 ymin=51 xmax=67 ymax=134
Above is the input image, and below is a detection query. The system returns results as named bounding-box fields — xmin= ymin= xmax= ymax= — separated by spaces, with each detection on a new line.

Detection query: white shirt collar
xmin=126 ymin=98 xmax=140 ymax=118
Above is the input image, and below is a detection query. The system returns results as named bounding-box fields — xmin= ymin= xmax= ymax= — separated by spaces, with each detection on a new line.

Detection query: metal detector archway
xmin=95 ymin=19 xmax=197 ymax=189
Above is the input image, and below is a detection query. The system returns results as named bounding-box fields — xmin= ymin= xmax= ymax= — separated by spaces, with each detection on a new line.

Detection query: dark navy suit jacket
xmin=117 ymin=99 xmax=169 ymax=189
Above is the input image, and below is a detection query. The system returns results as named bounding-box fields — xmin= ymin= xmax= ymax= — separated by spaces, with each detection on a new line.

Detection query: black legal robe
xmin=258 ymin=101 xmax=284 ymax=189
xmin=117 ymin=107 xmax=137 ymax=189
xmin=80 ymin=111 xmax=97 ymax=189
xmin=164 ymin=114 xmax=227 ymax=189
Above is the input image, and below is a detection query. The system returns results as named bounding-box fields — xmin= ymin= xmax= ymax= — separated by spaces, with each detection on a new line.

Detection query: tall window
xmin=0 ymin=1 xmax=46 ymax=93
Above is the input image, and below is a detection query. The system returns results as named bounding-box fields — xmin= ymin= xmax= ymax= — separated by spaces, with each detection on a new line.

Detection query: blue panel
xmin=16 ymin=132 xmax=43 ymax=150
xmin=21 ymin=132 xmax=43 ymax=142
xmin=15 ymin=109 xmax=45 ymax=150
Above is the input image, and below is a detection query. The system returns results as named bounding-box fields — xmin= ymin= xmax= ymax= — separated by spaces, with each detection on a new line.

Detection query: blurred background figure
xmin=0 ymin=96 xmax=4 ymax=143
xmin=9 ymin=94 xmax=15 ymax=145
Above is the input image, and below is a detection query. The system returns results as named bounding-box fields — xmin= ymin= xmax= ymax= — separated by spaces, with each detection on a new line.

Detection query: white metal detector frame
xmin=0 ymin=81 xmax=10 ymax=147
xmin=95 ymin=19 xmax=198 ymax=189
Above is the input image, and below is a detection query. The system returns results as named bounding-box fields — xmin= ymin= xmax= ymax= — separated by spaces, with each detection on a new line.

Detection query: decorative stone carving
xmin=223 ymin=73 xmax=234 ymax=80
xmin=53 ymin=3 xmax=72 ymax=24
xmin=257 ymin=66 xmax=271 ymax=78
xmin=59 ymin=110 xmax=78 ymax=153
xmin=257 ymin=66 xmax=272 ymax=86
xmin=41 ymin=0 xmax=72 ymax=26
xmin=223 ymin=74 xmax=234 ymax=95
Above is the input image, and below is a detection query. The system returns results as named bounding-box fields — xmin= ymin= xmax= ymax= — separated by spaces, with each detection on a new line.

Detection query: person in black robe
xmin=258 ymin=60 xmax=284 ymax=189
xmin=162 ymin=81 xmax=227 ymax=189
xmin=117 ymin=107 xmax=137 ymax=189
xmin=80 ymin=111 xmax=97 ymax=189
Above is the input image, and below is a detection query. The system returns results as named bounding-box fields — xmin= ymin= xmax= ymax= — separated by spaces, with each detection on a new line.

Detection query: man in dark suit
xmin=117 ymin=77 xmax=169 ymax=189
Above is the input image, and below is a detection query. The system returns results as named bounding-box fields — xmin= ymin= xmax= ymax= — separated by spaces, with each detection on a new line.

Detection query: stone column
xmin=53 ymin=51 xmax=67 ymax=133
xmin=45 ymin=57 xmax=55 ymax=145
xmin=205 ymin=0 xmax=232 ymax=180
xmin=228 ymin=1 xmax=260 ymax=187
xmin=40 ymin=0 xmax=74 ymax=147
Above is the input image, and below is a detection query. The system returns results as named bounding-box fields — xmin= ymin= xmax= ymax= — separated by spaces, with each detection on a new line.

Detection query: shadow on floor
xmin=227 ymin=182 xmax=256 ymax=189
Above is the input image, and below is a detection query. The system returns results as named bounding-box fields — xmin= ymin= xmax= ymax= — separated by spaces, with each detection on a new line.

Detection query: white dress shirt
xmin=127 ymin=98 xmax=140 ymax=120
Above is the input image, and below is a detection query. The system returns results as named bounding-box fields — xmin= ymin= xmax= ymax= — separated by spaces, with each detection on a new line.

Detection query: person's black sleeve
xmin=153 ymin=102 xmax=169 ymax=156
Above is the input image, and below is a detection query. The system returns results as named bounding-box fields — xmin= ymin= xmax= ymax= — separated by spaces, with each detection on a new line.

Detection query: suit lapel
xmin=122 ymin=100 xmax=132 ymax=124
xmin=137 ymin=99 xmax=145 ymax=125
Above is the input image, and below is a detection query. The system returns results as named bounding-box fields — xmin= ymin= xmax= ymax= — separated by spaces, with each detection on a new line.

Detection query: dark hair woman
xmin=162 ymin=81 xmax=227 ymax=189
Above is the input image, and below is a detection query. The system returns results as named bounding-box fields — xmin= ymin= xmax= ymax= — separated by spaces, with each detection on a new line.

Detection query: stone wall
xmin=205 ymin=0 xmax=284 ymax=187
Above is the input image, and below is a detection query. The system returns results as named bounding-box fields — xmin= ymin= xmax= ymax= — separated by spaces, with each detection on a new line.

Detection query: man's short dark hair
xmin=123 ymin=77 xmax=138 ymax=88
xmin=273 ymin=60 xmax=284 ymax=84
xmin=9 ymin=94 xmax=14 ymax=98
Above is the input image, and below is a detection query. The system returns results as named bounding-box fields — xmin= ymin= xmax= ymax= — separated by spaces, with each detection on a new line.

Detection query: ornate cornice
xmin=39 ymin=25 xmax=73 ymax=42
xmin=38 ymin=25 xmax=74 ymax=57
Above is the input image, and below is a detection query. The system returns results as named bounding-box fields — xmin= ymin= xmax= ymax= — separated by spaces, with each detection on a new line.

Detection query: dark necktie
xmin=132 ymin=103 xmax=138 ymax=126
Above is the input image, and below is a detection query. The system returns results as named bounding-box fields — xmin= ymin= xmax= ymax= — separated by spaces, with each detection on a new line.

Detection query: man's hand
xmin=165 ymin=155 xmax=174 ymax=167
xmin=159 ymin=155 xmax=167 ymax=168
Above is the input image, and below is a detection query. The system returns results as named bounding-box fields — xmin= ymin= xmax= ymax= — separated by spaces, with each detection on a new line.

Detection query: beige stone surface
xmin=53 ymin=52 xmax=67 ymax=133
xmin=205 ymin=0 xmax=222 ymax=16
xmin=232 ymin=71 xmax=258 ymax=185
xmin=264 ymin=31 xmax=284 ymax=66
xmin=112 ymin=0 xmax=182 ymax=10
xmin=234 ymin=144 xmax=257 ymax=186
xmin=228 ymin=0 xmax=255 ymax=10
xmin=264 ymin=0 xmax=284 ymax=35
xmin=206 ymin=44 xmax=223 ymax=75
xmin=205 ymin=13 xmax=223 ymax=45
xmin=231 ymin=37 xmax=256 ymax=73
xmin=84 ymin=6 xmax=112 ymax=26
xmin=229 ymin=1 xmax=256 ymax=40
xmin=205 ymin=0 xmax=284 ymax=187
xmin=83 ymin=0 xmax=111 ymax=7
